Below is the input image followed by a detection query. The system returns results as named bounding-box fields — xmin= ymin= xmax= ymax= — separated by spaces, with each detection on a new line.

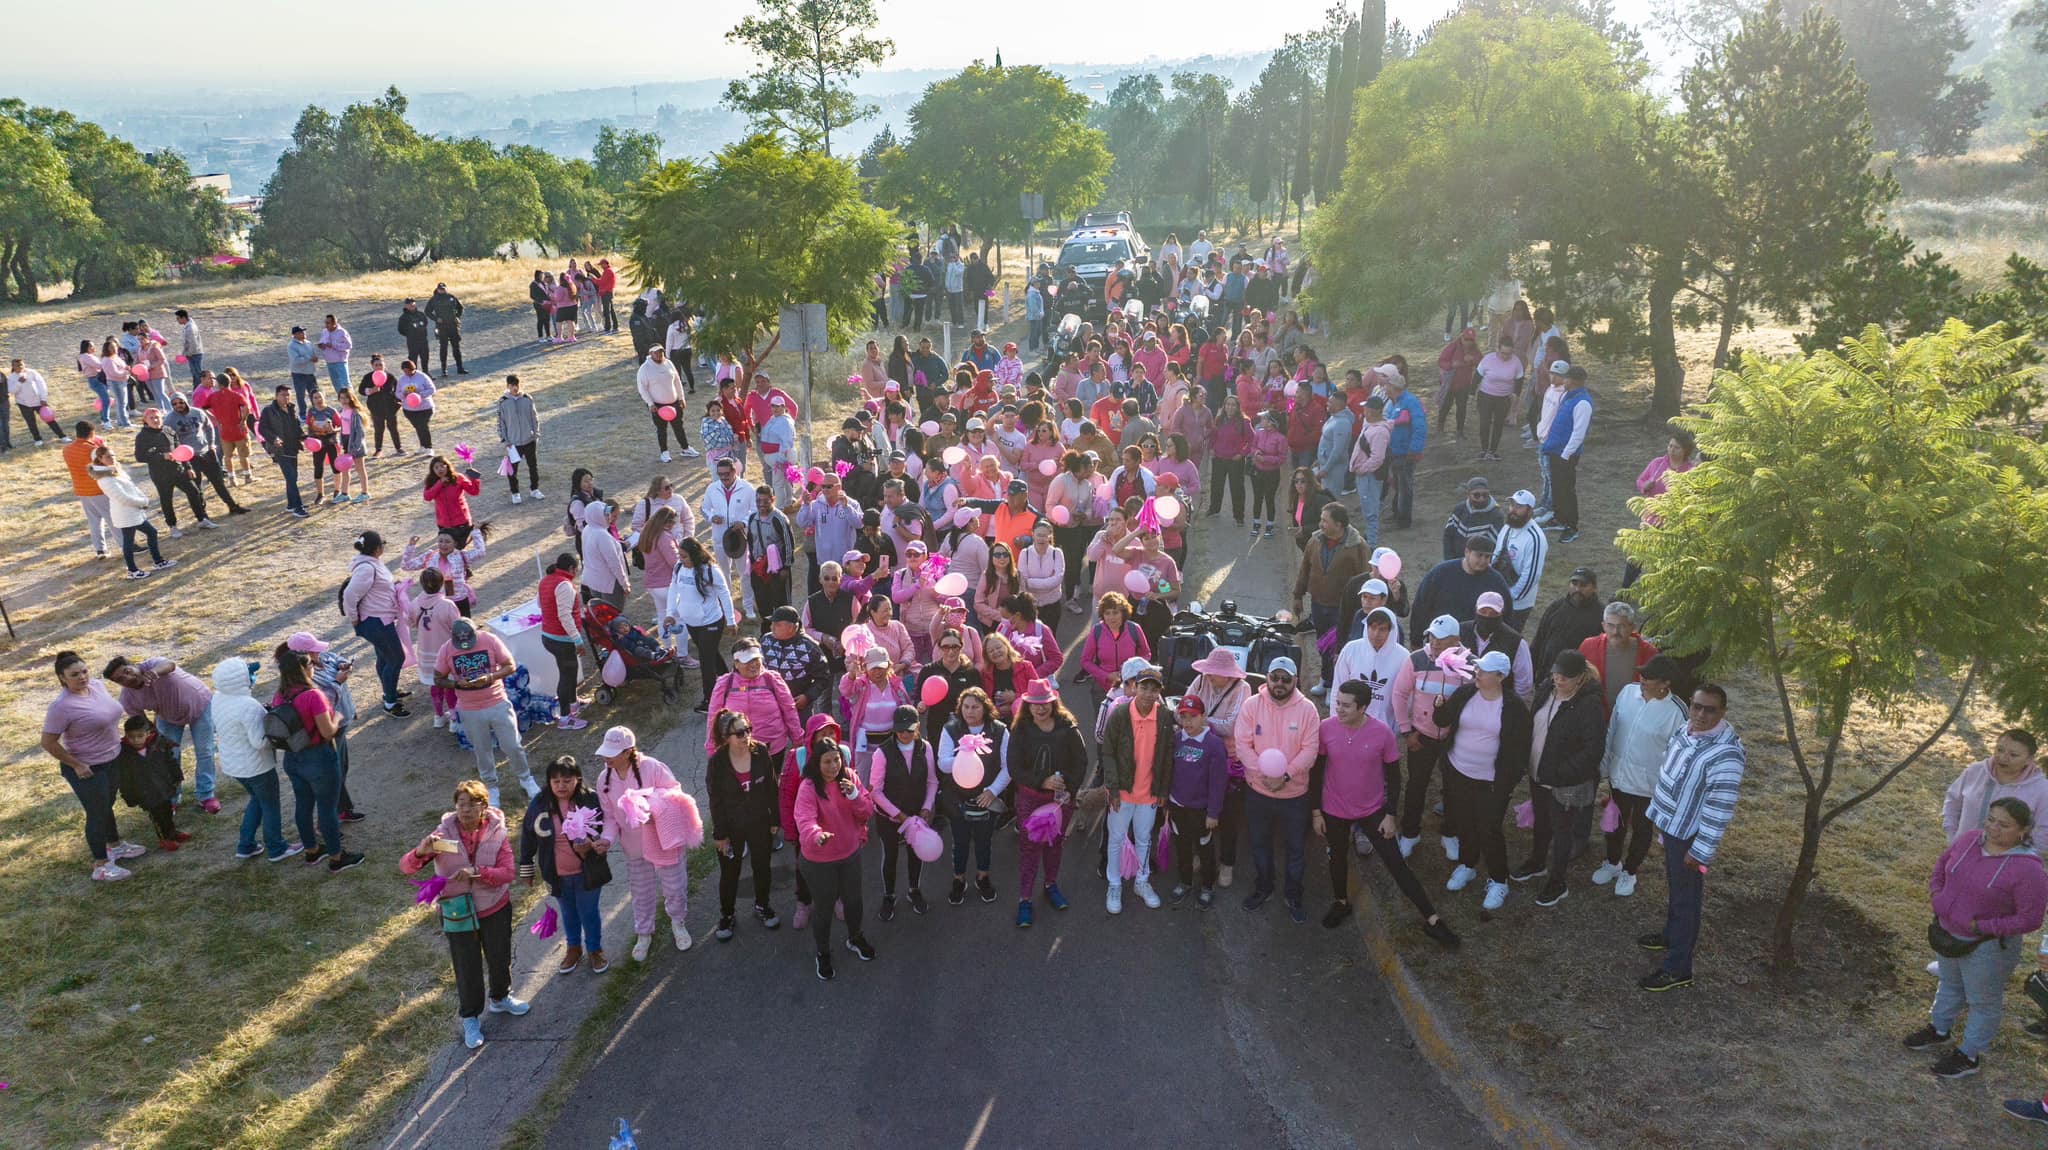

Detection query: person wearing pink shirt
xmin=794 ymin=736 xmax=877 ymax=979
xmin=1621 ymin=428 xmax=1697 ymax=588
xmin=401 ymin=779 xmax=527 ymax=1048
xmin=1020 ymin=421 xmax=1064 ymax=509
xmin=1232 ymin=657 xmax=1322 ymax=921
xmin=593 ymin=726 xmax=693 ymax=962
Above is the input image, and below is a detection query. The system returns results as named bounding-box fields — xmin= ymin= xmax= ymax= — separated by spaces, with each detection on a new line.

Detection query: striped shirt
xmin=1648 ymin=721 xmax=1747 ymax=865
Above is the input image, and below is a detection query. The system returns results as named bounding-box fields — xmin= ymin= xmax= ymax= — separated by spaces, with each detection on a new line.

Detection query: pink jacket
xmin=399 ymin=808 xmax=516 ymax=917
xmin=1233 ymin=687 xmax=1322 ymax=800
xmin=1250 ymin=427 xmax=1289 ymax=472
xmin=704 ymin=668 xmax=803 ymax=754
xmin=424 ymin=474 xmax=480 ymax=529
xmin=596 ymin=754 xmax=685 ymax=867
xmin=1080 ymin=619 xmax=1150 ymax=693
xmin=1018 ymin=544 xmax=1065 ymax=607
xmin=794 ymin=768 xmax=876 ymax=863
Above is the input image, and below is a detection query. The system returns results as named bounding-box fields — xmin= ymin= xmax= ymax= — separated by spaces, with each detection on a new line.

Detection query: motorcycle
xmin=1157 ymin=600 xmax=1309 ymax=695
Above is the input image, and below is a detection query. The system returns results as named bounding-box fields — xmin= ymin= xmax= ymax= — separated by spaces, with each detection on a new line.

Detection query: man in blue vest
xmin=1541 ymin=366 xmax=1593 ymax=544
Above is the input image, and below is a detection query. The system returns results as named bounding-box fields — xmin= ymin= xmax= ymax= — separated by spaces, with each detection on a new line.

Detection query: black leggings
xmin=1249 ymin=467 xmax=1281 ymax=523
xmin=1605 ymin=789 xmax=1656 ymax=874
xmin=17 ymin=403 xmax=63 ymax=442
xmin=507 ymin=440 xmax=540 ymax=493
xmin=1476 ymin=391 xmax=1512 ymax=453
xmin=371 ymin=408 xmax=403 ymax=453
xmin=1210 ymin=456 xmax=1246 ymax=519
xmin=1398 ymin=735 xmax=1447 ymax=839
xmin=797 ymin=852 xmax=865 ymax=953
xmin=717 ymin=820 xmax=776 ymax=916
xmin=534 ymin=303 xmax=553 ymax=340
xmin=1216 ymin=783 xmax=1245 ymax=867
xmin=873 ymin=816 xmax=923 ymax=897
xmin=1325 ymin=810 xmax=1437 ymax=919
xmin=652 ymin=408 xmax=691 ymax=451
xmin=447 ymin=904 xmax=513 ymax=1018
xmin=139 ymin=799 xmax=179 ymax=840
xmin=1436 ymin=387 xmax=1470 ymax=438
xmin=403 ymin=409 xmax=433 ymax=450
xmin=1167 ymin=802 xmax=1217 ymax=889
xmin=543 ymin=635 xmax=581 ymax=705
xmin=149 ymin=468 xmax=208 ymax=526
xmin=687 ymin=622 xmax=727 ymax=698
xmin=1055 ymin=523 xmax=1092 ymax=600
xmin=1443 ymin=768 xmax=1510 ymax=883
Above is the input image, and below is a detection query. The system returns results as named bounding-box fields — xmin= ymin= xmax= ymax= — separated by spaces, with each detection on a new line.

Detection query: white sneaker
xmin=112 ymin=841 xmax=148 ymax=861
xmin=680 ymin=447 xmax=701 ymax=458
xmin=1482 ymin=880 xmax=1509 ymax=911
xmin=511 ymin=493 xmax=523 ymax=505
xmin=170 ymin=527 xmax=184 ymax=539
xmin=530 ymin=490 xmax=544 ymax=500
xmin=486 ymin=786 xmax=500 ymax=810
xmin=659 ymin=451 xmax=672 ymax=463
xmin=672 ymin=923 xmax=693 ymax=951
xmin=1534 ymin=509 xmax=1555 ymax=525
xmin=1397 ymin=835 xmax=1419 ymax=859
xmin=1217 ymin=865 xmax=1233 ymax=889
xmin=520 ymin=775 xmax=541 ymax=801
xmin=1590 ymin=860 xmax=1623 ymax=886
xmin=432 ymin=715 xmax=445 ymax=729
xmin=93 ymin=861 xmax=134 ymax=882
xmin=1614 ymin=872 xmax=1637 ymax=897
xmin=1354 ymin=827 xmax=1373 ymax=857
xmin=487 ymin=995 xmax=530 ymax=1015
xmin=1924 ymin=958 xmax=1941 ymax=977
xmin=1441 ymin=836 xmax=1461 ymax=862
xmin=1106 ymin=881 xmax=1123 ymax=915
xmin=462 ymin=1017 xmax=484 ymax=1049
xmin=1135 ymin=880 xmax=1161 ymax=909
xmin=1309 ymin=684 xmax=1328 ymax=697
xmin=631 ymin=934 xmax=653 ymax=963
xmin=1445 ymin=864 xmax=1477 ymax=892
xmin=198 ymin=519 xmax=219 ymax=529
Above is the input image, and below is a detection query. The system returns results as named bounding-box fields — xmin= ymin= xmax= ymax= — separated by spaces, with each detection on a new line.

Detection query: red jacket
xmin=424 ymin=474 xmax=480 ymax=529
xmin=780 ymin=715 xmax=842 ymax=838
xmin=1577 ymin=634 xmax=1660 ymax=713
xmin=595 ymin=266 xmax=618 ymax=294
xmin=1285 ymin=392 xmax=1328 ymax=454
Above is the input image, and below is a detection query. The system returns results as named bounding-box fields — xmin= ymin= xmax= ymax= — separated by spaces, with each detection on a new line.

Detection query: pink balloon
xmin=920 ymin=420 xmax=940 ymax=436
xmin=1123 ymin=570 xmax=1151 ymax=596
xmin=305 ymin=438 xmax=323 ymax=452
xmin=920 ymin=675 xmax=950 ymax=707
xmin=656 ymin=405 xmax=677 ymax=421
xmin=404 ymin=393 xmax=423 ymax=409
xmin=933 ymin=572 xmax=969 ymax=597
xmin=168 ymin=445 xmax=195 ymax=462
xmin=942 ymin=446 xmax=967 ymax=466
xmin=1048 ymin=505 xmax=1071 ymax=526
xmin=174 ymin=355 xmax=188 ymax=365
xmin=952 ymin=752 xmax=985 ymax=790
xmin=371 ymin=370 xmax=389 ymax=386
xmin=133 ymin=364 xmax=151 ymax=382
xmin=1092 ymin=477 xmax=1111 ymax=498
xmin=602 ymin=650 xmax=627 ymax=688
xmin=1377 ymin=551 xmax=1402 ymax=581
xmin=335 ymin=453 xmax=356 ymax=473
xmin=806 ymin=466 xmax=827 ymax=484
xmin=37 ymin=404 xmax=56 ymax=422
xmin=1257 ymin=748 xmax=1288 ymax=778
xmin=1154 ymin=495 xmax=1182 ymax=522
xmin=1038 ymin=458 xmax=1058 ymax=476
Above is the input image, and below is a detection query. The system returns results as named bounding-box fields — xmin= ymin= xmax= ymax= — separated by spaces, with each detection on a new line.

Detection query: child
xmin=113 ymin=715 xmax=188 ymax=851
xmin=412 ymin=567 xmax=462 ymax=729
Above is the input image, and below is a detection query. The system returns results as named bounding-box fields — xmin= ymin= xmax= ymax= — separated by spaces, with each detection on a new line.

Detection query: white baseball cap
xmin=1426 ymin=615 xmax=1460 ymax=640
xmin=594 ymin=726 xmax=636 ymax=757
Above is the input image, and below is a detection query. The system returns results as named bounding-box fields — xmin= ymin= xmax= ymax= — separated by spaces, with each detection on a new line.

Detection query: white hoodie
xmin=209 ymin=657 xmax=277 ymax=779
xmin=1332 ymin=626 xmax=1410 ymax=732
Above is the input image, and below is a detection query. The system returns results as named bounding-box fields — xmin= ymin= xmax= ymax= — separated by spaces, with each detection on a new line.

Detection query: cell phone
xmin=430 ymin=839 xmax=460 ymax=853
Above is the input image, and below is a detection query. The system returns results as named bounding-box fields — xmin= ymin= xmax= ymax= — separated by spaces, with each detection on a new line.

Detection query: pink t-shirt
xmin=1318 ymin=714 xmax=1401 ymax=819
xmin=269 ymin=685 xmax=335 ymax=747
xmin=1476 ymin=353 xmax=1522 ymax=398
xmin=1447 ymin=693 xmax=1504 ymax=781
xmin=45 ymin=681 xmax=128 ymax=766
xmin=434 ymin=632 xmax=513 ymax=711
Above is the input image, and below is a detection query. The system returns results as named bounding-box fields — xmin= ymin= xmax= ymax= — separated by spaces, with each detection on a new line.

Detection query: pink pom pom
xmin=1515 ymin=800 xmax=1535 ymax=829
xmin=530 ymin=903 xmax=559 ymax=938
xmin=1600 ymin=798 xmax=1621 ymax=834
xmin=1135 ymin=498 xmax=1161 ymax=533
xmin=784 ymin=464 xmax=804 ymax=485
xmin=847 ymin=374 xmax=863 ymax=387
xmin=618 ymin=789 xmax=653 ymax=828
xmin=1022 ymin=801 xmax=1065 ymax=844
xmin=453 ymin=443 xmax=475 ymax=464
xmin=560 ymin=806 xmax=601 ymax=841
xmin=956 ymin=733 xmax=993 ymax=757
xmin=651 ymin=788 xmax=704 ymax=851
xmin=833 ymin=460 xmax=853 ymax=478
xmin=413 ymin=874 xmax=449 ymax=905
xmin=175 ymin=354 xmax=188 ymax=364
xmin=1435 ymin=646 xmax=1474 ymax=681
xmin=1120 ymin=839 xmax=1141 ymax=879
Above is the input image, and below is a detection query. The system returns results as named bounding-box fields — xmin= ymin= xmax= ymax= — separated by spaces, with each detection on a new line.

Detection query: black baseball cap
xmin=892 ymin=704 xmax=921 ymax=732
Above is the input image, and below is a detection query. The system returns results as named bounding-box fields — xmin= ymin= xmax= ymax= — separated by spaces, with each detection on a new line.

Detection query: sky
xmin=1 ymin=0 xmax=1647 ymax=100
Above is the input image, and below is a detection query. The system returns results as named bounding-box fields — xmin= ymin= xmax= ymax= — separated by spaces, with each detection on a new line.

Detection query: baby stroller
xmin=581 ymin=600 xmax=684 ymax=707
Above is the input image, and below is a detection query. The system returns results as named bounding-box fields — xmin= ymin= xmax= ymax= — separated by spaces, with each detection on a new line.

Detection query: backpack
xmin=263 ymin=690 xmax=317 ymax=753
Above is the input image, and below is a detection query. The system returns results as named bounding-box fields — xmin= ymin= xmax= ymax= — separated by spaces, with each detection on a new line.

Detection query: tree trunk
xmin=1712 ymin=272 xmax=1741 ymax=368
xmin=1771 ymin=785 xmax=1828 ymax=969
xmin=1647 ymin=262 xmax=1686 ymax=420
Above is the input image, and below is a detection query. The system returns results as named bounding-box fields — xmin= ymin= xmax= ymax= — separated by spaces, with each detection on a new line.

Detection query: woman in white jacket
xmin=1591 ymin=654 xmax=1690 ymax=897
xmin=664 ymin=536 xmax=737 ymax=712
xmin=578 ymin=501 xmax=631 ymax=609
xmin=94 ymin=447 xmax=173 ymax=578
xmin=210 ymin=657 xmax=303 ymax=861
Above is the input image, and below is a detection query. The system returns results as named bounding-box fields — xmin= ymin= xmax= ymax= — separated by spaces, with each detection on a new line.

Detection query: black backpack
xmin=263 ymin=690 xmax=316 ymax=753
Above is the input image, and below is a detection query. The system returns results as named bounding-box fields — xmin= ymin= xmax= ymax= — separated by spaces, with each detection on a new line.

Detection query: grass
xmin=0 ymin=257 xmax=875 ymax=1150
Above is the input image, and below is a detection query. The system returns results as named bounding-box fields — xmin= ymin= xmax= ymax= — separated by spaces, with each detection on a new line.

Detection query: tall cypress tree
xmin=1358 ymin=0 xmax=1386 ymax=85
xmin=1322 ymin=21 xmax=1361 ymax=198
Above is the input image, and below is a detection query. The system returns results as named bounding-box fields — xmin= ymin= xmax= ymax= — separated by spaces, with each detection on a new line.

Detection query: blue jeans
xmin=353 ymin=616 xmax=405 ymax=705
xmin=324 ymin=360 xmax=350 ymax=394
xmin=1537 ymin=452 xmax=1553 ymax=512
xmin=559 ymin=872 xmax=604 ymax=951
xmin=1243 ymin=788 xmax=1310 ymax=902
xmin=291 ymin=373 xmax=318 ymax=411
xmin=282 ymin=741 xmax=343 ymax=854
xmin=106 ymin=378 xmax=131 ymax=426
xmin=236 ymin=770 xmax=288 ymax=857
xmin=274 ymin=453 xmax=305 ymax=512
xmin=87 ymin=377 xmax=113 ymax=423
xmin=1933 ymin=935 xmax=2027 ymax=1057
xmin=1356 ymin=473 xmax=1383 ymax=549
xmin=1660 ymin=831 xmax=1703 ymax=977
xmin=187 ymin=352 xmax=204 ymax=387
xmin=1390 ymin=455 xmax=1417 ymax=527
xmin=156 ymin=712 xmax=217 ymax=800
xmin=63 ymin=761 xmax=122 ymax=862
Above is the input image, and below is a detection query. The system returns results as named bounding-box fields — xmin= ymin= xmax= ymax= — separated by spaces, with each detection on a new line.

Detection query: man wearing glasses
xmin=1637 ymin=683 xmax=1747 ymax=992
xmin=1232 ymin=656 xmax=1324 ymax=924
xmin=701 ymin=456 xmax=754 ymax=615
xmin=796 ymin=470 xmax=862 ymax=594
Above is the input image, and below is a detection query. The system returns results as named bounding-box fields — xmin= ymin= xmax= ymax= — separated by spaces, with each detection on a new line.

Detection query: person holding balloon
xmin=359 ymin=354 xmax=407 ymax=458
xmin=1233 ymin=656 xmax=1323 ymax=923
xmin=915 ymin=629 xmax=982 ymax=737
xmin=1047 ymin=452 xmax=1098 ymax=613
xmin=163 ymin=392 xmax=248 ymax=516
xmin=301 ymin=388 xmax=345 ymax=506
xmin=866 ymin=704 xmax=939 ymax=921
xmin=131 ymin=405 xmax=215 ymax=536
xmin=396 ymin=360 xmax=437 ymax=452
xmin=937 ymin=685 xmax=1009 ymax=904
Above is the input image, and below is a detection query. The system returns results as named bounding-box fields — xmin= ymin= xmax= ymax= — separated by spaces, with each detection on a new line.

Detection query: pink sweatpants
xmin=626 ymin=852 xmax=689 ymax=937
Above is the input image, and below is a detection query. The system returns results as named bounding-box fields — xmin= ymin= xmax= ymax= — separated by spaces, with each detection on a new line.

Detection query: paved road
xmin=550 ymin=512 xmax=1493 ymax=1150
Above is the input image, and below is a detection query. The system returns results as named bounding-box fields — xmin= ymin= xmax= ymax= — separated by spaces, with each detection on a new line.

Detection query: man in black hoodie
xmin=397 ymin=299 xmax=431 ymax=371
xmin=132 ymin=406 xmax=213 ymax=534
xmin=1529 ymin=567 xmax=1605 ymax=676
xmin=257 ymin=385 xmax=309 ymax=518
xmin=1442 ymin=475 xmax=1504 ymax=561
xmin=425 ymin=284 xmax=467 ymax=375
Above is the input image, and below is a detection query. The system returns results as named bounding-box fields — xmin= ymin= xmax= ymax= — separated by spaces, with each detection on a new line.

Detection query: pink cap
xmin=1476 ymin=592 xmax=1506 ymax=614
xmin=286 ymin=631 xmax=330 ymax=654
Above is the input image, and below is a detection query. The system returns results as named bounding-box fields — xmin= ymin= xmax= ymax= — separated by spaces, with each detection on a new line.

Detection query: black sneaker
xmin=1422 ymin=918 xmax=1462 ymax=947
xmin=301 ymin=846 xmax=327 ymax=866
xmin=1902 ymin=1024 xmax=1953 ymax=1051
xmin=1286 ymin=899 xmax=1307 ymax=924
xmin=1321 ymin=900 xmax=1353 ymax=929
xmin=907 ymin=890 xmax=928 ymax=915
xmin=339 ymin=809 xmax=366 ymax=823
xmin=1931 ymin=1049 xmax=1980 ymax=1079
xmin=815 ymin=951 xmax=835 ymax=981
xmin=1638 ymin=969 xmax=1693 ymax=993
xmin=754 ymin=904 xmax=780 ymax=930
xmin=384 ymin=702 xmax=411 ymax=717
xmin=948 ymin=878 xmax=967 ymax=906
xmin=1170 ymin=884 xmax=1189 ymax=905
xmin=326 ymin=851 xmax=365 ymax=873
xmin=845 ymin=934 xmax=876 ymax=961
xmin=1636 ymin=931 xmax=1669 ymax=952
xmin=1534 ymin=883 xmax=1568 ymax=907
xmin=1242 ymin=890 xmax=1270 ymax=912
xmin=1197 ymin=888 xmax=1215 ymax=908
xmin=976 ymin=876 xmax=996 ymax=903
xmin=2025 ymin=1018 xmax=2048 ymax=1039
xmin=879 ymin=896 xmax=897 ymax=922
xmin=715 ymin=915 xmax=735 ymax=941
xmin=1509 ymin=858 xmax=1547 ymax=883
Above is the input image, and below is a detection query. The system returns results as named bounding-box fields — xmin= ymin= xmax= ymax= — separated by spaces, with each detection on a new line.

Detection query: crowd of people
xmin=27 ymin=247 xmax=2046 ymax=1112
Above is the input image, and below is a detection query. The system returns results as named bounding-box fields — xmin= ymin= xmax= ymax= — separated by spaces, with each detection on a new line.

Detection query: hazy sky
xmin=4 ymin=0 xmax=1650 ymax=99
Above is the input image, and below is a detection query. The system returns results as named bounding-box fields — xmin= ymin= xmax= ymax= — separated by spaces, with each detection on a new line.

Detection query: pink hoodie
xmin=794 ymin=763 xmax=876 ymax=863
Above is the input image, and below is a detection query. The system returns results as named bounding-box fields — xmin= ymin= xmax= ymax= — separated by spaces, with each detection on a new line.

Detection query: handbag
xmin=439 ymin=892 xmax=478 ymax=933
xmin=1927 ymin=918 xmax=1985 ymax=959
xmin=579 ymin=844 xmax=613 ymax=890
xmin=2026 ymin=971 xmax=2048 ymax=1016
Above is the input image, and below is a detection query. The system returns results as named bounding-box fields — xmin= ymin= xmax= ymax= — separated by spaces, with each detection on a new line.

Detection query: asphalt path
xmin=550 ymin=511 xmax=1493 ymax=1150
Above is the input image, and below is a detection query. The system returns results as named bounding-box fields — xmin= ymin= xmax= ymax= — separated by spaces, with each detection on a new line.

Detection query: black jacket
xmin=1530 ymin=593 xmax=1605 ymax=677
xmin=426 ymin=290 xmax=464 ymax=333
xmin=132 ymin=425 xmax=183 ymax=477
xmin=1460 ymin=618 xmax=1526 ymax=666
xmin=258 ymin=403 xmax=304 ymax=455
xmin=1433 ymin=685 xmax=1534 ymax=792
xmin=1009 ymin=714 xmax=1085 ymax=791
xmin=706 ymin=740 xmax=782 ymax=841
xmin=517 ymin=790 xmax=607 ymax=896
xmin=398 ymin=309 xmax=430 ymax=344
xmin=113 ymin=733 xmax=183 ymax=810
xmin=1530 ymin=690 xmax=1606 ymax=790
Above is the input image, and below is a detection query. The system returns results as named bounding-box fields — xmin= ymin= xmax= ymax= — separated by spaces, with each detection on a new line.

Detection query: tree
xmin=0 ymin=115 xmax=92 ymax=302
xmin=1358 ymin=0 xmax=1387 ymax=84
xmin=1306 ymin=7 xmax=1640 ymax=333
xmin=1786 ymin=0 xmax=1989 ymax=156
xmin=623 ymin=133 xmax=897 ymax=383
xmin=1090 ymin=74 xmax=1167 ymax=211
xmin=1161 ymin=73 xmax=1233 ymax=228
xmin=875 ymin=65 xmax=1110 ymax=260
xmin=255 ymin=89 xmax=446 ymax=271
xmin=592 ymin=126 xmax=662 ymax=195
xmin=2018 ymin=0 xmax=2048 ymax=164
xmin=1621 ymin=321 xmax=2048 ymax=968
xmin=722 ymin=0 xmax=895 ymax=156
xmin=504 ymin=146 xmax=610 ymax=254
xmin=430 ymin=138 xmax=545 ymax=261
xmin=856 ymin=125 xmax=896 ymax=180
xmin=1315 ymin=28 xmax=1353 ymax=205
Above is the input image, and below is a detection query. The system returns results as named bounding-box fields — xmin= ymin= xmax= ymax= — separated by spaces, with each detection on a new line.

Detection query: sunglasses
xmin=1267 ymin=673 xmax=1295 ymax=683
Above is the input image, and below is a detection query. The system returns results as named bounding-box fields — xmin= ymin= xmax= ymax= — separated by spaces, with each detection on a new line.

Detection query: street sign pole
xmin=780 ymin=302 xmax=830 ymax=469
xmin=1020 ymin=191 xmax=1045 ymax=276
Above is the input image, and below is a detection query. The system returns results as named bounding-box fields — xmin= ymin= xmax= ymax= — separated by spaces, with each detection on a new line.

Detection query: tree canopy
xmin=623 ymin=133 xmax=897 ymax=377
xmin=722 ymin=0 xmax=894 ymax=156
